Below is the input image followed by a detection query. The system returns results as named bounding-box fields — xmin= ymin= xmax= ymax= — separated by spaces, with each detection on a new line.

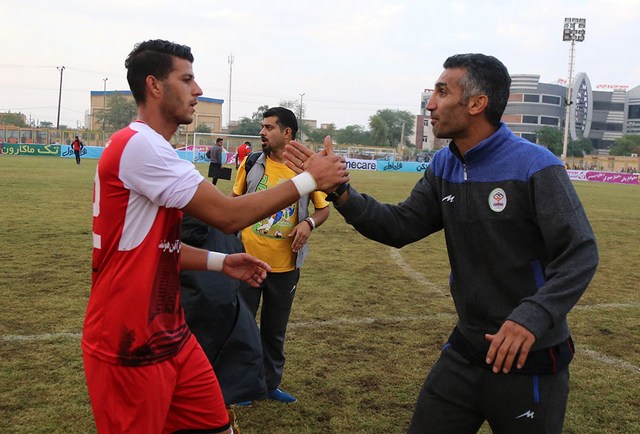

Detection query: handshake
xmin=284 ymin=135 xmax=350 ymax=199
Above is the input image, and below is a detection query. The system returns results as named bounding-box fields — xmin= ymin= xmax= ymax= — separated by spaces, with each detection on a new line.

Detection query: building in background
xmin=627 ymin=85 xmax=640 ymax=135
xmin=566 ymin=73 xmax=629 ymax=149
xmin=319 ymin=123 xmax=335 ymax=130
xmin=503 ymin=73 xmax=635 ymax=150
xmin=88 ymin=90 xmax=224 ymax=134
xmin=503 ymin=74 xmax=566 ymax=144
xmin=416 ymin=74 xmax=639 ymax=152
xmin=415 ymin=88 xmax=450 ymax=151
xmin=301 ymin=119 xmax=317 ymax=130
xmin=415 ymin=89 xmax=431 ymax=151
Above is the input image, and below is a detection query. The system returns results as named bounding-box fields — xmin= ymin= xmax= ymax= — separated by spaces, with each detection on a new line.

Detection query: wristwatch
xmin=325 ymin=182 xmax=349 ymax=202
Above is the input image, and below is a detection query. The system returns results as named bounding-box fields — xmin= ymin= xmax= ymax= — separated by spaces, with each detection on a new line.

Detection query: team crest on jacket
xmin=488 ymin=188 xmax=507 ymax=212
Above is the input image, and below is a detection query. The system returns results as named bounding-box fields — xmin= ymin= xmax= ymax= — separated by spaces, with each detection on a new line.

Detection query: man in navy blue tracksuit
xmin=287 ymin=53 xmax=598 ymax=433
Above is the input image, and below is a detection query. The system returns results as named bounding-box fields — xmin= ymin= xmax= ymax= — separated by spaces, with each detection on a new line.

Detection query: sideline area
xmin=2 ymin=142 xmax=639 ymax=185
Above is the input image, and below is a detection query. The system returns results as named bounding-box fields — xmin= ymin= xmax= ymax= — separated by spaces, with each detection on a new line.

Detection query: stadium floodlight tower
xmin=561 ymin=17 xmax=586 ymax=162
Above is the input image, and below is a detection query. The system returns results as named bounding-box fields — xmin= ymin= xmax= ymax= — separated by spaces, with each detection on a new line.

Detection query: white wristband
xmin=207 ymin=251 xmax=227 ymax=272
xmin=291 ymin=171 xmax=317 ymax=197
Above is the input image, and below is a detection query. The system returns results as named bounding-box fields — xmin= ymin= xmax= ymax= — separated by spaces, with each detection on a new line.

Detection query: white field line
xmin=3 ymin=332 xmax=82 ymax=341
xmin=573 ymin=303 xmax=640 ymax=311
xmin=579 ymin=348 xmax=640 ymax=374
xmin=3 ymin=307 xmax=638 ymax=374
xmin=388 ymin=247 xmax=447 ymax=295
xmin=1 ymin=314 xmax=458 ymax=341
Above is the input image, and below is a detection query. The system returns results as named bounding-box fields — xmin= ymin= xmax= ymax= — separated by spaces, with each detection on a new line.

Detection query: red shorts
xmin=83 ymin=334 xmax=229 ymax=433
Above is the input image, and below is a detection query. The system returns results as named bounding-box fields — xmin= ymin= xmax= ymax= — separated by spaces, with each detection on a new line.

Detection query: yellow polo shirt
xmin=233 ymin=156 xmax=328 ymax=272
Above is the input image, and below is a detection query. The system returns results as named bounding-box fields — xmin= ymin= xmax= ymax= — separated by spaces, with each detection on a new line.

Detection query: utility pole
xmin=399 ymin=122 xmax=406 ymax=160
xmin=227 ymin=53 xmax=234 ymax=128
xmin=102 ymin=77 xmax=108 ymax=144
xmin=299 ymin=93 xmax=305 ymax=140
xmin=56 ymin=66 xmax=65 ymax=129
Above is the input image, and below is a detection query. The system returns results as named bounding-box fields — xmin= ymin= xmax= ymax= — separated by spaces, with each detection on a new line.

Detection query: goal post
xmin=346 ymin=145 xmax=396 ymax=161
xmin=179 ymin=132 xmax=261 ymax=163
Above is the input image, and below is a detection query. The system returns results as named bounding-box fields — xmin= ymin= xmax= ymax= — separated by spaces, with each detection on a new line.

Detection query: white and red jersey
xmin=82 ymin=121 xmax=204 ymax=366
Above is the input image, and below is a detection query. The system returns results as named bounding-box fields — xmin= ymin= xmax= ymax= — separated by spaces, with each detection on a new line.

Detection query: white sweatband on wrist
xmin=291 ymin=171 xmax=317 ymax=197
xmin=207 ymin=251 xmax=227 ymax=272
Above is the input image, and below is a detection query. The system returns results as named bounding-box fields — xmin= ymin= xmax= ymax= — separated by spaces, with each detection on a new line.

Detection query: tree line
xmin=535 ymin=126 xmax=640 ymax=157
xmin=229 ymin=102 xmax=416 ymax=149
xmin=3 ymin=96 xmax=640 ymax=157
xmin=94 ymin=97 xmax=418 ymax=150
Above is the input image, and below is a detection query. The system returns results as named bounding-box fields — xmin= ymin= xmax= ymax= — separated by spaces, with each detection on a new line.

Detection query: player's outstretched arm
xmin=221 ymin=253 xmax=270 ymax=287
xmin=183 ymin=145 xmax=347 ymax=234
xmin=180 ymin=244 xmax=270 ymax=287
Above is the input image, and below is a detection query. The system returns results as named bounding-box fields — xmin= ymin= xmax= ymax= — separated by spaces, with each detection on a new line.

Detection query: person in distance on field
xmin=208 ymin=137 xmax=224 ymax=185
xmin=71 ymin=136 xmax=84 ymax=164
xmin=285 ymin=53 xmax=598 ymax=434
xmin=235 ymin=140 xmax=252 ymax=169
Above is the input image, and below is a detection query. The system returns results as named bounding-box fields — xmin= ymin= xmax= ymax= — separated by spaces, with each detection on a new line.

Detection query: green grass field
xmin=1 ymin=156 xmax=638 ymax=433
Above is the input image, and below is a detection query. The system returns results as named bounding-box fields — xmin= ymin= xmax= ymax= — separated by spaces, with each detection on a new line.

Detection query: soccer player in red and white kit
xmin=82 ymin=39 xmax=348 ymax=434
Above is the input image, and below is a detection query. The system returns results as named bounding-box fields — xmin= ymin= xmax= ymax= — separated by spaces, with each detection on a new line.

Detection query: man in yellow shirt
xmin=231 ymin=107 xmax=329 ymax=404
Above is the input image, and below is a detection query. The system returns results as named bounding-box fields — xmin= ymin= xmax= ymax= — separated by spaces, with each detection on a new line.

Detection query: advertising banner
xmin=375 ymin=160 xmax=430 ymax=173
xmin=2 ymin=145 xmax=637 ymax=188
xmin=345 ymin=158 xmax=378 ymax=171
xmin=1 ymin=143 xmax=62 ymax=157
xmin=60 ymin=145 xmax=104 ymax=160
xmin=567 ymin=170 xmax=639 ymax=185
xmin=176 ymin=150 xmax=235 ymax=165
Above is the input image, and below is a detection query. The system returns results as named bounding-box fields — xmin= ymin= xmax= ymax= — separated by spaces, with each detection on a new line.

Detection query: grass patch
xmin=1 ymin=156 xmax=638 ymax=433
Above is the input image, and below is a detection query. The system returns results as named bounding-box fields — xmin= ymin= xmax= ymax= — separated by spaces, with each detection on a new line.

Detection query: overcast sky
xmin=1 ymin=0 xmax=638 ymax=130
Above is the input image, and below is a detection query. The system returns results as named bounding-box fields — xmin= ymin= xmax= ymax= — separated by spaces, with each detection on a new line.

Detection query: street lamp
xmin=102 ymin=77 xmax=108 ymax=143
xmin=561 ymin=17 xmax=586 ymax=162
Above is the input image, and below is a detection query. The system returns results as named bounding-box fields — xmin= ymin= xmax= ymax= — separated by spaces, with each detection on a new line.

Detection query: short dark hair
xmin=244 ymin=141 xmax=251 ymax=146
xmin=216 ymin=138 xmax=223 ymax=144
xmin=125 ymin=39 xmax=194 ymax=105
xmin=443 ymin=53 xmax=511 ymax=127
xmin=263 ymin=107 xmax=298 ymax=139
